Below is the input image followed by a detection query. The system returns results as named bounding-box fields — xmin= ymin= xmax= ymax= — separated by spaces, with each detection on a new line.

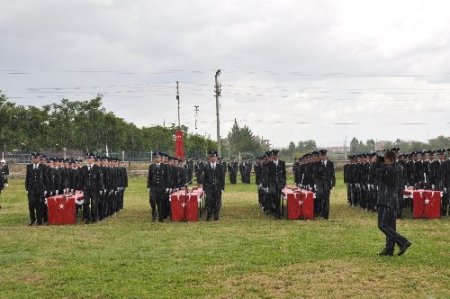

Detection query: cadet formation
xmin=254 ymin=149 xmax=287 ymax=219
xmin=147 ymin=151 xmax=225 ymax=221
xmin=25 ymin=152 xmax=128 ymax=226
xmin=147 ymin=152 xmax=191 ymax=222
xmin=344 ymin=148 xmax=450 ymax=217
xmin=291 ymin=150 xmax=336 ymax=219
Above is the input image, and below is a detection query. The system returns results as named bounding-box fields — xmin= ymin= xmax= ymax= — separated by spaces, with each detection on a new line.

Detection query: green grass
xmin=0 ymin=173 xmax=449 ymax=298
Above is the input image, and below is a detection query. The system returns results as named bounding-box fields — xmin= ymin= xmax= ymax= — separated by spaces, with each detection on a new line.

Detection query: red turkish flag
xmin=175 ymin=130 xmax=185 ymax=160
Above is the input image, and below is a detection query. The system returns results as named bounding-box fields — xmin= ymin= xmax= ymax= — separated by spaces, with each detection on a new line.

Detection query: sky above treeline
xmin=1 ymin=0 xmax=450 ymax=147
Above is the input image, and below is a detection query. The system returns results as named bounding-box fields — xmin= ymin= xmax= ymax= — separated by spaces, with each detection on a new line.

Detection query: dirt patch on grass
xmin=221 ymin=259 xmax=450 ymax=298
xmin=22 ymin=273 xmax=47 ymax=284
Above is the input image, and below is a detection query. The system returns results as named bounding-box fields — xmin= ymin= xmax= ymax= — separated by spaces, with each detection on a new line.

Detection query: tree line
xmin=0 ymin=92 xmax=216 ymax=157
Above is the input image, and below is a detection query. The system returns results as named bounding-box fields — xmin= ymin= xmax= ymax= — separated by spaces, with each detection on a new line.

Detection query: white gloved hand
xmin=165 ymin=188 xmax=170 ymax=193
xmin=432 ymin=184 xmax=435 ymax=190
xmin=100 ymin=191 xmax=103 ymax=195
xmin=44 ymin=191 xmax=47 ymax=196
xmin=26 ymin=191 xmax=28 ymax=194
xmin=147 ymin=188 xmax=150 ymax=192
xmin=56 ymin=190 xmax=59 ymax=195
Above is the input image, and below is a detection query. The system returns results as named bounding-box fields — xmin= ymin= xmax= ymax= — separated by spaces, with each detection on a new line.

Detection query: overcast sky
xmin=1 ymin=0 xmax=450 ymax=148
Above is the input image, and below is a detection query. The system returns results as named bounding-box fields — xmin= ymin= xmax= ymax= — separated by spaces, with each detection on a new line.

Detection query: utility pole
xmin=176 ymin=81 xmax=181 ymax=130
xmin=194 ymin=105 xmax=199 ymax=132
xmin=214 ymin=69 xmax=222 ymax=155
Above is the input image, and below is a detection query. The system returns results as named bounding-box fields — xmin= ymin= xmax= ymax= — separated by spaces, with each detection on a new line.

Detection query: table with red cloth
xmin=403 ymin=189 xmax=441 ymax=219
xmin=46 ymin=191 xmax=84 ymax=225
xmin=281 ymin=187 xmax=315 ymax=220
xmin=169 ymin=187 xmax=205 ymax=222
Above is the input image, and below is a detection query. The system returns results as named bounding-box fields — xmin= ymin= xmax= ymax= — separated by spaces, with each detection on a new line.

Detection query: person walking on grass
xmin=377 ymin=150 xmax=412 ymax=256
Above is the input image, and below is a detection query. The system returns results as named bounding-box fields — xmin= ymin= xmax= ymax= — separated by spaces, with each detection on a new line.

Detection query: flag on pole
xmin=175 ymin=130 xmax=185 ymax=160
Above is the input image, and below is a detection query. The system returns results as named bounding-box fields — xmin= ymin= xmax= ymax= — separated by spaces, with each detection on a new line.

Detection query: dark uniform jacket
xmin=203 ymin=163 xmax=225 ymax=192
xmin=147 ymin=163 xmax=169 ymax=190
xmin=25 ymin=163 xmax=46 ymax=194
xmin=376 ymin=163 xmax=401 ymax=209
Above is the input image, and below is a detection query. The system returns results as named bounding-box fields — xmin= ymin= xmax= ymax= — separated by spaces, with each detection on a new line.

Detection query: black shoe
xmin=151 ymin=214 xmax=156 ymax=222
xmin=84 ymin=219 xmax=90 ymax=224
xmin=28 ymin=220 xmax=36 ymax=226
xmin=378 ymin=249 xmax=393 ymax=256
xmin=158 ymin=218 xmax=163 ymax=222
xmin=398 ymin=242 xmax=412 ymax=256
xmin=214 ymin=215 xmax=219 ymax=221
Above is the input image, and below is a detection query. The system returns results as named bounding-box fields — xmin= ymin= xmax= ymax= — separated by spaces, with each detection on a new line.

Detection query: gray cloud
xmin=1 ymin=0 xmax=450 ymax=148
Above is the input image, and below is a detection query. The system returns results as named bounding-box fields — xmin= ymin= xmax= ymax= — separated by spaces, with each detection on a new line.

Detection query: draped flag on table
xmin=175 ymin=130 xmax=185 ymax=160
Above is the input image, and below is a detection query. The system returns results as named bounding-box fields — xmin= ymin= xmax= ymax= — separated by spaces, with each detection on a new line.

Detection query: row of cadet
xmin=25 ymin=152 xmax=128 ymax=225
xmin=290 ymin=150 xmax=336 ymax=219
xmin=344 ymin=148 xmax=450 ymax=217
xmin=193 ymin=158 xmax=253 ymax=185
xmin=147 ymin=151 xmax=225 ymax=222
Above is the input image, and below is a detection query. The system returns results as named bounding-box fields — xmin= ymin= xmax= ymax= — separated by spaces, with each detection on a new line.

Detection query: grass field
xmin=0 ymin=173 xmax=449 ymax=298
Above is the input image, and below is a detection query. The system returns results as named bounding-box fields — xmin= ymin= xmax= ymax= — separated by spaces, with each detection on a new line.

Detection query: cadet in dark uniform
xmin=266 ymin=150 xmax=286 ymax=219
xmin=187 ymin=157 xmax=194 ymax=184
xmin=203 ymin=150 xmax=225 ymax=221
xmin=0 ymin=161 xmax=4 ymax=209
xmin=0 ymin=159 xmax=9 ymax=187
xmin=194 ymin=158 xmax=205 ymax=185
xmin=118 ymin=160 xmax=128 ymax=211
xmin=313 ymin=149 xmax=335 ymax=219
xmin=80 ymin=153 xmax=104 ymax=224
xmin=25 ymin=152 xmax=47 ymax=225
xmin=147 ymin=152 xmax=170 ymax=222
xmin=227 ymin=157 xmax=238 ymax=184
xmin=376 ymin=150 xmax=412 ymax=256
xmin=442 ymin=149 xmax=450 ymax=216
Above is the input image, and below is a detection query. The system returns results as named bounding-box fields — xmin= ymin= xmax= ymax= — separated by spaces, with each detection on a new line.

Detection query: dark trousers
xmin=360 ymin=186 xmax=367 ymax=209
xmin=270 ymin=188 xmax=282 ymax=218
xmin=28 ymin=191 xmax=43 ymax=224
xmin=229 ymin=172 xmax=237 ymax=184
xmin=378 ymin=205 xmax=409 ymax=253
xmin=83 ymin=189 xmax=99 ymax=222
xmin=206 ymin=189 xmax=222 ymax=219
xmin=442 ymin=191 xmax=449 ymax=216
xmin=98 ymin=192 xmax=106 ymax=220
xmin=322 ymin=189 xmax=331 ymax=219
xmin=346 ymin=184 xmax=352 ymax=205
xmin=150 ymin=188 xmax=165 ymax=220
xmin=119 ymin=189 xmax=124 ymax=210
